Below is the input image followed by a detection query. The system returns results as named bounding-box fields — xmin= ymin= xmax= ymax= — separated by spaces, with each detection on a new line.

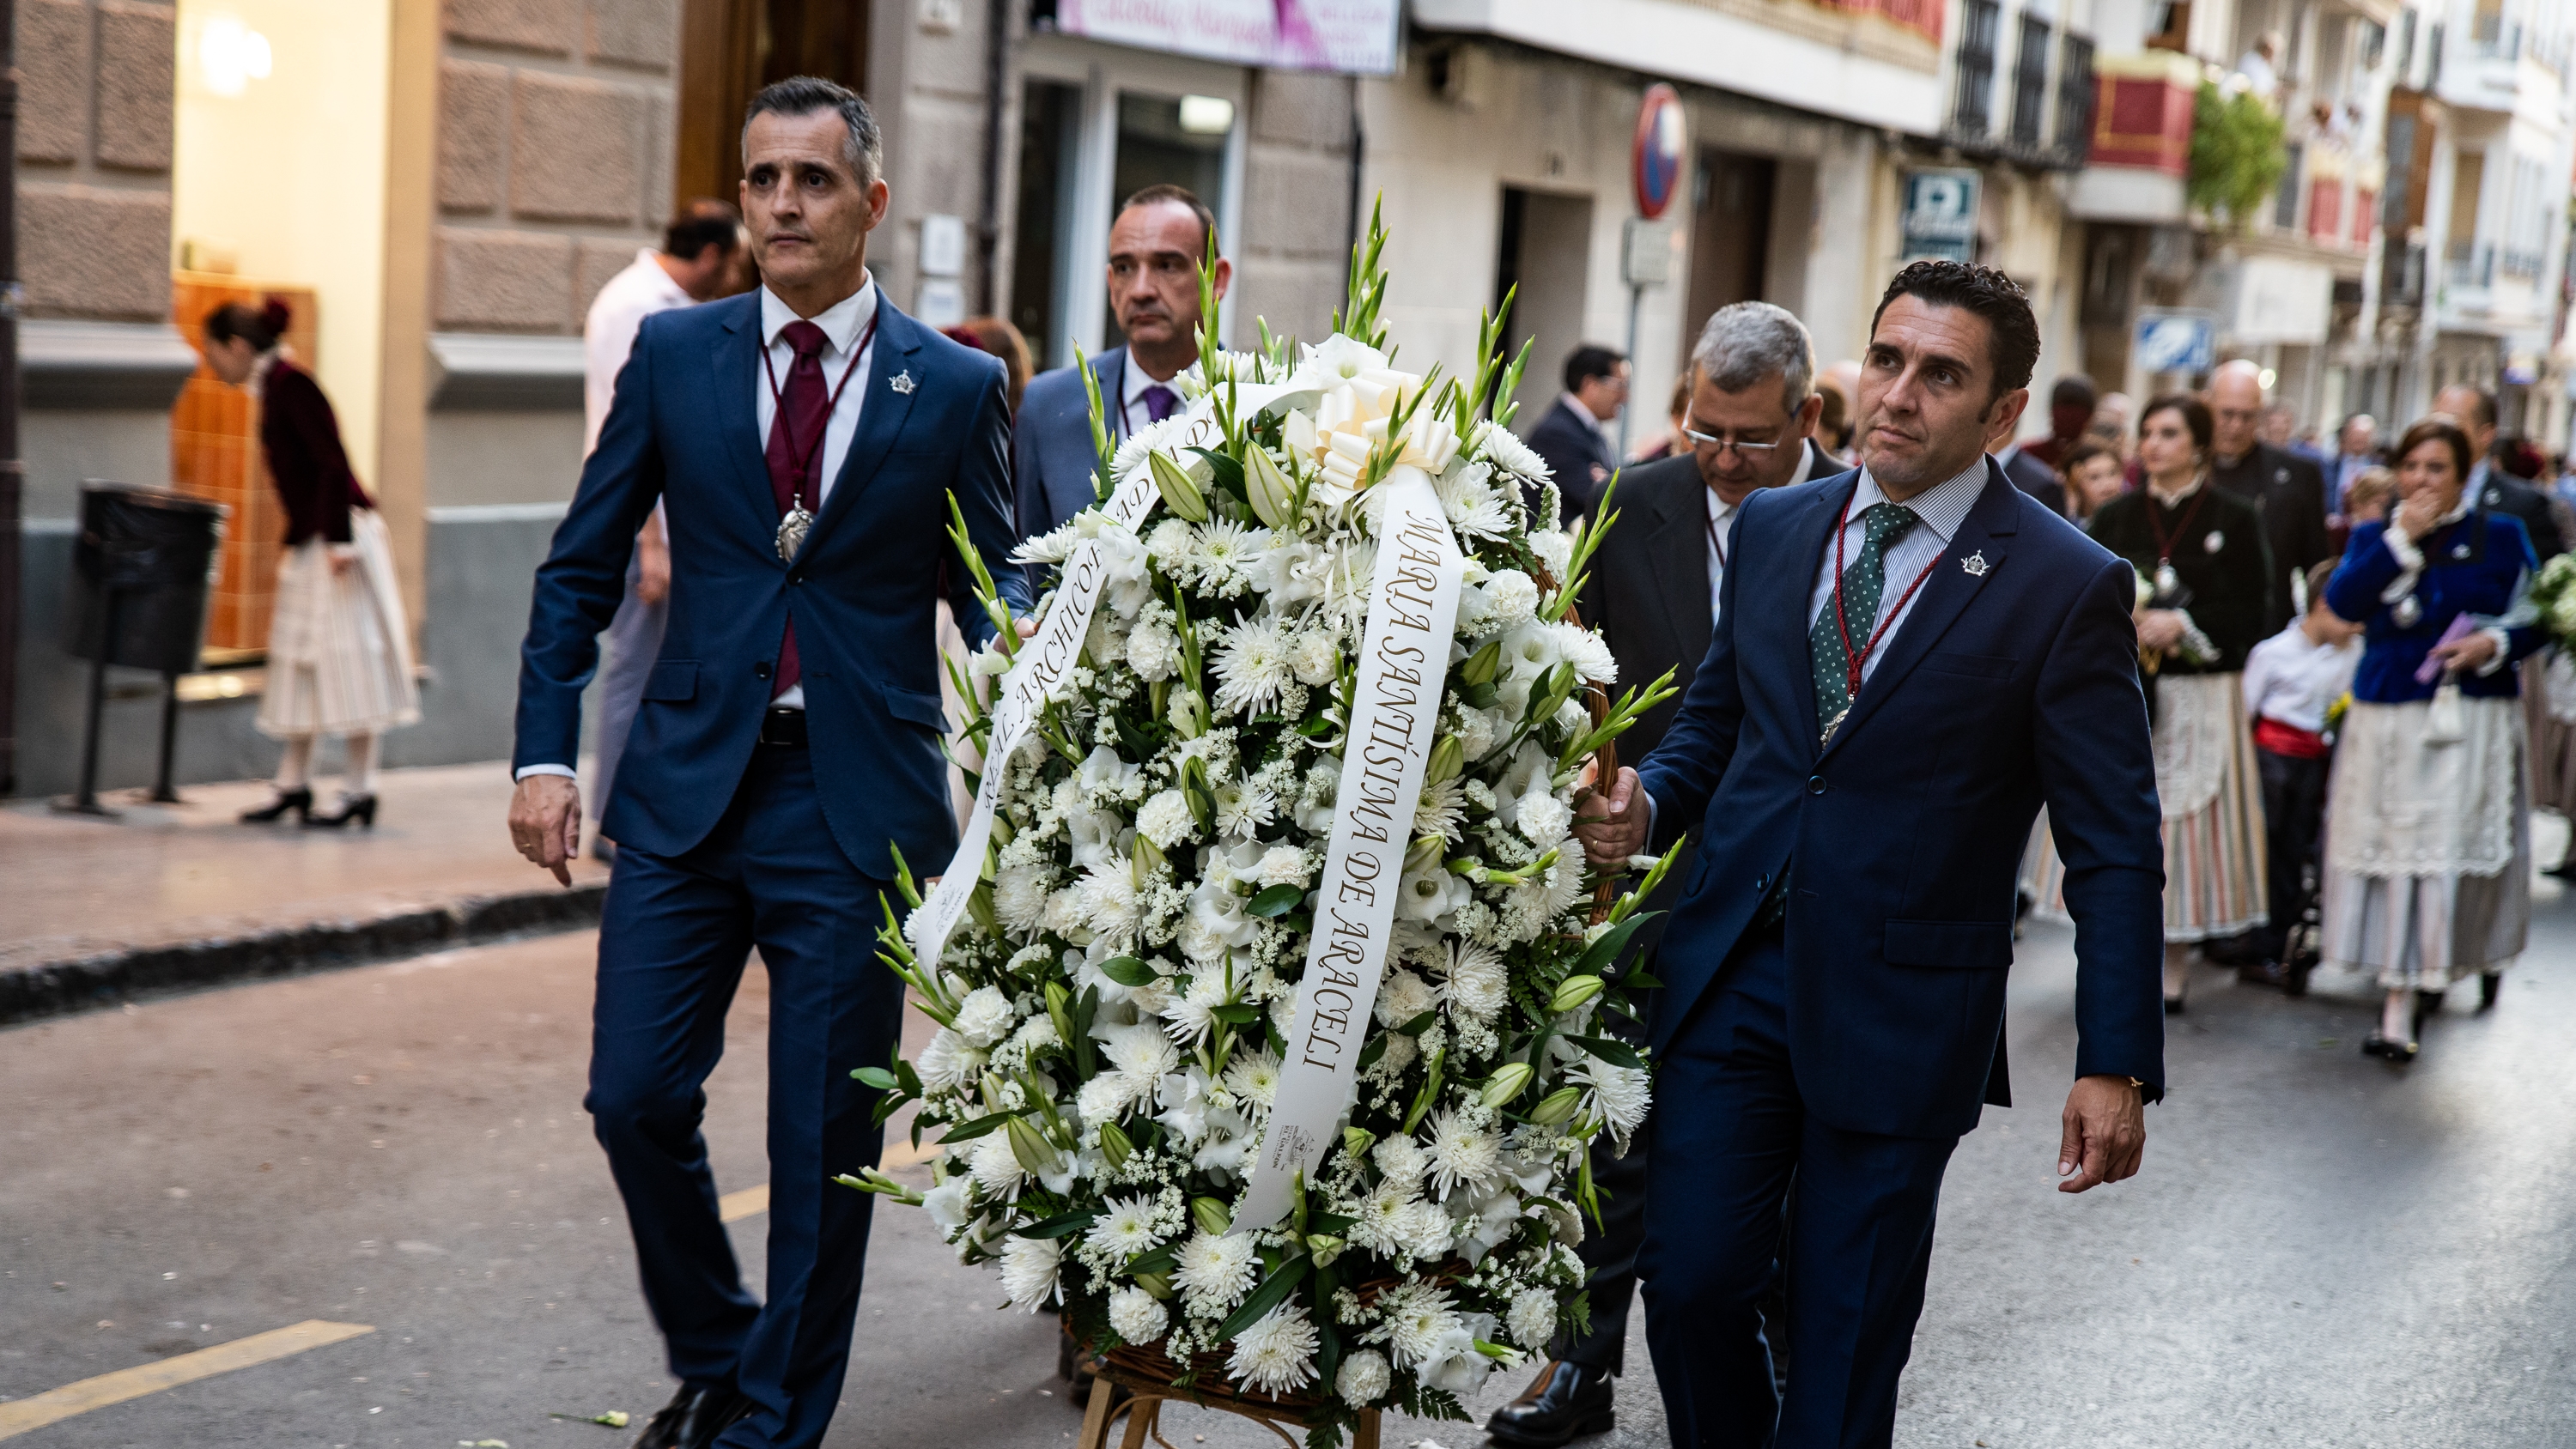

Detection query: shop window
xmin=1492 ymin=187 xmax=1595 ymax=427
xmin=1103 ymin=93 xmax=1232 ymax=351
xmin=1012 ymin=80 xmax=1084 ymax=365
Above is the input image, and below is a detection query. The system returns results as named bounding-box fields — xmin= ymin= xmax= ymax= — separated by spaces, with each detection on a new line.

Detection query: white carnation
xmin=1257 ymin=845 xmax=1312 ymax=888
xmin=1516 ymin=789 xmax=1572 ymax=847
xmin=1109 ymin=1285 xmax=1169 ymax=1345
xmin=1136 ymin=790 xmax=1196 ymax=850
xmin=1483 ymin=569 xmax=1540 ymax=630
xmin=1336 ymin=1347 xmax=1392 ymax=1405
xmin=1506 ymin=1287 xmax=1558 ymax=1350
xmin=953 ymin=985 xmax=1018 ymax=1048
xmin=1528 ymin=527 xmax=1574 ymax=579
xmin=1288 ymin=628 xmax=1341 ymax=687
xmin=1228 ymin=1303 xmax=1321 ymax=1395
xmin=1374 ymin=969 xmax=1438 ymax=1028
xmin=1128 ymin=617 xmax=1181 ymax=681
xmin=999 ymin=1234 xmax=1061 ymax=1312
xmin=1373 ymin=1133 xmax=1428 ymax=1185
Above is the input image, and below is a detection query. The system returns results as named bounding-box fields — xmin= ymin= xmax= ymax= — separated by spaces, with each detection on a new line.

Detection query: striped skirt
xmin=257 ymin=508 xmax=420 ymax=739
xmin=2026 ymin=671 xmax=2267 ymax=942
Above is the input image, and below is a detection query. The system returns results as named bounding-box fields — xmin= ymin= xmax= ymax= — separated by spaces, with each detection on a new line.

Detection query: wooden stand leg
xmin=1077 ymin=1377 xmax=1116 ymax=1449
xmin=1117 ymin=1395 xmax=1158 ymax=1449
xmin=1352 ymin=1408 xmax=1380 ymax=1449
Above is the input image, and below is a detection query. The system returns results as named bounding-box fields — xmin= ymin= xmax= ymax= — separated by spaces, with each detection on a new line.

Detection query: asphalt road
xmin=3 ymin=841 xmax=2572 ymax=1449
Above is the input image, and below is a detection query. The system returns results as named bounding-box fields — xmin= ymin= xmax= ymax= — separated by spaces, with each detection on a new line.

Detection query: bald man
xmin=2206 ymin=361 xmax=2330 ymax=632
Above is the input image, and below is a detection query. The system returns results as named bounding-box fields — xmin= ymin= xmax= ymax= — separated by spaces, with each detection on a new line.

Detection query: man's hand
xmin=508 ymin=774 xmax=583 ymax=887
xmin=1574 ymin=766 xmax=1648 ymax=869
xmin=635 ymin=524 xmax=671 ymax=604
xmin=2135 ymin=609 xmax=2186 ymax=652
xmin=2057 ymin=1073 xmax=2146 ymax=1193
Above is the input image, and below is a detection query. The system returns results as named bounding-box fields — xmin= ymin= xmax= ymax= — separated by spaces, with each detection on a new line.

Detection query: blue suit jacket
xmin=513 ymin=293 xmax=1032 ymax=880
xmin=1014 ymin=347 xmax=1124 ymax=542
xmin=1637 ymin=458 xmax=2166 ymax=1140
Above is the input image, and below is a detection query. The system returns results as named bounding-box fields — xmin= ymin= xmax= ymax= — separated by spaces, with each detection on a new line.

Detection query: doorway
xmin=1684 ymin=149 xmax=1774 ymax=355
xmin=1494 ymin=187 xmax=1595 ymax=427
xmin=675 ymin=0 xmax=872 ymax=208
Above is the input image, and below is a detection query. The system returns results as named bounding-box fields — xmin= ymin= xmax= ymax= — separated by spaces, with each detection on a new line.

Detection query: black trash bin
xmin=57 ymin=483 xmax=228 ymax=814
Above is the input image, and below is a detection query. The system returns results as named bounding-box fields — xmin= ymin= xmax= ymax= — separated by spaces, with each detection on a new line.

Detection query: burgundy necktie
xmin=1140 ymin=383 xmax=1178 ymax=424
xmin=763 ymin=320 xmax=831 ymax=698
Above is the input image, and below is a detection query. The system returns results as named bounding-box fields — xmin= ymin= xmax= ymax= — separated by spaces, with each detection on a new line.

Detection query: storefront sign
xmin=2134 ymin=309 xmax=2215 ymax=376
xmin=1632 ymin=83 xmax=1686 ymax=221
xmin=1054 ymin=0 xmax=1400 ymax=75
xmin=1900 ymin=169 xmax=1979 ymax=264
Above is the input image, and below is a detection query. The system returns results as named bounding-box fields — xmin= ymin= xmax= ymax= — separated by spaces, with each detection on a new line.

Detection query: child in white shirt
xmin=2240 ymin=560 xmax=2364 ymax=973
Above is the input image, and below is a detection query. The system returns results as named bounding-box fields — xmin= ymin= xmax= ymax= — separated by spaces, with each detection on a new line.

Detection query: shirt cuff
xmin=1644 ymin=788 xmax=1659 ymax=847
xmin=2379 ymin=526 xmax=2426 ymax=603
xmin=2476 ymin=627 xmax=2512 ymax=677
xmin=514 ymin=763 xmax=577 ymax=782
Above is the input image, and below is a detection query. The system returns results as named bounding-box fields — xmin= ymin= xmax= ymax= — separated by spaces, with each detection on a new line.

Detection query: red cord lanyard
xmin=759 ymin=312 xmax=879 ymax=511
xmin=1829 ymin=491 xmax=1943 ymax=702
xmin=2142 ymin=477 xmax=2209 ymax=564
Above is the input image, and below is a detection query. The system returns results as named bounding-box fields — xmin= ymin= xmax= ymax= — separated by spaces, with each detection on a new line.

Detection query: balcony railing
xmin=1953 ymin=0 xmax=2001 ymax=135
xmin=2445 ymin=241 xmax=2495 ymax=289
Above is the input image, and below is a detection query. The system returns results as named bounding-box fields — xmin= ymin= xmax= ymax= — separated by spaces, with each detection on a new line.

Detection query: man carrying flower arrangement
xmin=1576 ymin=259 xmax=2168 ymax=1449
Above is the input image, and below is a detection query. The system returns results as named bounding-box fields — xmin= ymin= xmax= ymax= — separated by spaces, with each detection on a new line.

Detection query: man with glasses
xmin=1486 ymin=301 xmax=1829 ymax=1449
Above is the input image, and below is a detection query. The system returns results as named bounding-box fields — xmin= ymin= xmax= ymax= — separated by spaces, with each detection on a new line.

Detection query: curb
xmin=0 ymin=883 xmax=608 ymax=1028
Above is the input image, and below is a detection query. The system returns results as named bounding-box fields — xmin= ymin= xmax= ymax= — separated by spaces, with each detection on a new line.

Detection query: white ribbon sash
xmin=909 ymin=384 xmax=1308 ymax=970
xmin=1233 ymin=465 xmax=1463 ymax=1234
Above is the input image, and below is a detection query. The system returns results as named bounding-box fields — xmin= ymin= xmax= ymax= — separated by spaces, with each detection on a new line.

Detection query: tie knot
xmin=780 ymin=320 xmax=829 ymax=360
xmin=1862 ymin=502 xmax=1918 ymax=546
xmin=1140 ymin=384 xmax=1179 ymax=424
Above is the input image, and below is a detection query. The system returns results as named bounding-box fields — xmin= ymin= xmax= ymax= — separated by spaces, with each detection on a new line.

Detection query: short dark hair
xmin=205 ymin=298 xmax=289 ymax=352
xmin=2395 ymin=417 xmax=2474 ymax=481
xmin=664 ymin=199 xmax=743 ymax=262
xmin=743 ymin=76 xmax=883 ymax=187
xmin=2050 ymin=373 xmax=2098 ymax=409
xmin=2141 ymin=393 xmax=2214 ymax=453
xmin=2058 ymin=440 xmax=2117 ymax=479
xmin=1117 ymin=183 xmax=1220 ymax=258
xmin=1870 ymin=259 xmax=2041 ymax=401
xmin=1563 ymin=344 xmax=1626 ymax=394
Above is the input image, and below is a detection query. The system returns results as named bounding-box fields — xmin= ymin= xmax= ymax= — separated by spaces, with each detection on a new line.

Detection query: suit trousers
xmin=590 ymin=549 xmax=669 ymax=827
xmin=1640 ymin=932 xmax=1958 ymax=1449
xmin=587 ymin=742 xmax=903 ymax=1449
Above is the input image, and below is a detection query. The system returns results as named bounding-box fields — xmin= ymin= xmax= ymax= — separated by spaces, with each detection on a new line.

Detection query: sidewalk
xmin=0 ymin=763 xmax=609 ymax=1025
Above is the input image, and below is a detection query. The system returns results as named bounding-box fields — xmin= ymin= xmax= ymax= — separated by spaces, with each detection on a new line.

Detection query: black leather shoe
xmin=630 ymin=1385 xmax=750 ymax=1449
xmin=631 ymin=1385 xmax=702 ymax=1449
xmin=240 ymin=786 xmax=311 ymax=824
xmin=1485 ymin=1360 xmax=1614 ymax=1447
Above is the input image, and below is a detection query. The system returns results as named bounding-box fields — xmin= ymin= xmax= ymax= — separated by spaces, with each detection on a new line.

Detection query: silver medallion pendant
xmin=775 ymin=504 xmax=815 ymax=563
xmin=2154 ymin=560 xmax=2180 ymax=597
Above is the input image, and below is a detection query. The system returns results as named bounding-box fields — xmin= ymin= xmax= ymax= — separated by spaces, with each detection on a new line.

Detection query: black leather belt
xmin=757 ymin=707 xmax=808 ymax=747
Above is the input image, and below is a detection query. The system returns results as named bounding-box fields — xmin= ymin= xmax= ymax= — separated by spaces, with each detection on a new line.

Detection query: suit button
xmin=788 ymin=575 xmax=804 ymax=585
xmin=1807 ymin=775 xmax=1826 ymax=795
xmin=754 ymin=661 xmax=772 ymax=680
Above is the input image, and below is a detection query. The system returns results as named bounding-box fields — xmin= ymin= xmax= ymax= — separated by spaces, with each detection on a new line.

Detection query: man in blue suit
xmin=1014 ymin=184 xmax=1230 ymax=540
xmin=1576 ymin=260 xmax=2166 ymax=1449
xmin=507 ymin=78 xmax=1030 ymax=1449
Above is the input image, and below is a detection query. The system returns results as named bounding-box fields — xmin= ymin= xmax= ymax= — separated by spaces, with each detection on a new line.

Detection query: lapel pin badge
xmin=1960 ymin=551 xmax=1989 ymax=578
xmin=890 ymin=370 xmax=916 ymax=395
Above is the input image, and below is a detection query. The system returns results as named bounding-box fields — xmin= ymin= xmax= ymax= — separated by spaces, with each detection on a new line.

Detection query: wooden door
xmin=1683 ymin=149 xmax=1774 ymax=363
xmin=675 ymin=0 xmax=874 ymax=209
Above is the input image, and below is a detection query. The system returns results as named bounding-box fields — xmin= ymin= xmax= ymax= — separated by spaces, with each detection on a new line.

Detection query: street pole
xmin=1619 ymin=282 xmax=1642 ymax=458
xmin=0 ymin=0 xmax=22 ymax=797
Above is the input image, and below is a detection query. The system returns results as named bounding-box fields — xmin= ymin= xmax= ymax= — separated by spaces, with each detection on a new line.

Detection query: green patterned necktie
xmin=1810 ymin=501 xmax=1920 ymax=743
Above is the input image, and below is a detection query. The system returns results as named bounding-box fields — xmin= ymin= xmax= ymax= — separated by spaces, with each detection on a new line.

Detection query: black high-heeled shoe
xmin=2361 ymin=1031 xmax=2418 ymax=1063
xmin=2479 ymin=972 xmax=2501 ymax=1010
xmin=240 ymin=786 xmax=312 ymax=824
xmin=302 ymin=792 xmax=378 ymax=829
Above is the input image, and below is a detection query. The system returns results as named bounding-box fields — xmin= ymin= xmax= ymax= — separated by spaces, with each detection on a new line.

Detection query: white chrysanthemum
xmin=1572 ymin=1056 xmax=1653 ymax=1144
xmin=999 ymin=1234 xmax=1061 ymax=1312
xmin=1348 ymin=1179 xmax=1417 ymax=1256
xmin=1084 ymin=1193 xmax=1165 ymax=1258
xmin=1507 ymin=1287 xmax=1558 ymax=1351
xmin=1256 ymin=845 xmax=1311 ymax=888
xmin=1437 ymin=461 xmax=1517 ymax=540
xmin=1173 ymin=1229 xmax=1260 ymax=1311
xmin=917 ymin=1027 xmax=986 ymax=1091
xmin=1076 ymin=862 xmax=1141 ymax=944
xmin=1397 ymin=1199 xmax=1453 ymax=1259
xmin=1228 ymin=1303 xmax=1321 ymax=1395
xmin=994 ymin=862 xmax=1054 ymax=935
xmin=1222 ymin=1047 xmax=1281 ymax=1108
xmin=1127 ymin=617 xmax=1181 ymax=681
xmin=1482 ymin=570 xmax=1540 ymax=630
xmin=1374 ymin=1134 xmax=1428 ymax=1185
xmin=1473 ymin=419 xmax=1548 ymax=482
xmin=1212 ymin=781 xmax=1278 ymax=836
xmin=952 ymin=985 xmax=1017 ymax=1049
xmin=1413 ymin=776 xmax=1467 ymax=842
xmin=1077 ymin=1070 xmax=1145 ymax=1125
xmin=1212 ymin=617 xmax=1293 ymax=716
xmin=1439 ymin=941 xmax=1510 ymax=1023
xmin=1100 ymin=1021 xmax=1180 ymax=1091
xmin=1287 ymin=628 xmax=1341 ymax=687
xmin=1374 ymin=969 xmax=1438 ymax=1028
xmin=1424 ymin=1107 xmax=1504 ymax=1197
xmin=1556 ymin=622 xmax=1618 ymax=684
xmin=1194 ymin=517 xmax=1265 ymax=580
xmin=1527 ymin=527 xmax=1574 ymax=580
xmin=1336 ymin=1348 xmax=1392 ymax=1406
xmin=1516 ymin=789 xmax=1572 ymax=848
xmin=1136 ymin=790 xmax=1195 ymax=850
xmin=969 ymin=1131 xmax=1025 ymax=1195
xmin=1108 ymin=1285 xmax=1169 ymax=1345
xmin=1368 ymin=1280 xmax=1461 ymax=1370
xmin=1160 ymin=969 xmax=1232 ymax=1046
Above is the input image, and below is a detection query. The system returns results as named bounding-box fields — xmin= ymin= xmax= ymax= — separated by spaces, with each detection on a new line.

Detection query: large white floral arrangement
xmin=844 ymin=213 xmax=1674 ymax=1444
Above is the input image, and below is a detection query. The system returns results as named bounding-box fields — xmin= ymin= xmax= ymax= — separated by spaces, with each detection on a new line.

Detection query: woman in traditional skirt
xmin=2033 ymin=396 xmax=2272 ymax=1010
xmin=201 ymin=299 xmax=418 ymax=827
xmin=2321 ymin=417 xmax=2542 ymax=1062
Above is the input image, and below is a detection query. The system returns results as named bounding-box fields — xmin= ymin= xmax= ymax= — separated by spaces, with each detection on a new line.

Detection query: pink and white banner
xmin=1054 ymin=0 xmax=1400 ymax=75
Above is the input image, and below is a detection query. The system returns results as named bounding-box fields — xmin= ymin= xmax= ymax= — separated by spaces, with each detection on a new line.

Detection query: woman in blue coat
xmin=2322 ymin=417 xmax=2542 ymax=1061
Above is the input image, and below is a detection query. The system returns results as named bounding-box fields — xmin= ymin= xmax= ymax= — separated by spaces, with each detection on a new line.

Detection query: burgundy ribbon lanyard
xmin=1829 ymin=492 xmax=1943 ymax=703
xmin=2143 ymin=478 xmax=2210 ymax=565
xmin=759 ymin=312 xmax=881 ymax=510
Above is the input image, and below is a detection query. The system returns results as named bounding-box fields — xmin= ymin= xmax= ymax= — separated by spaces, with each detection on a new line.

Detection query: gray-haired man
xmin=1487 ymin=301 xmax=1830 ymax=1447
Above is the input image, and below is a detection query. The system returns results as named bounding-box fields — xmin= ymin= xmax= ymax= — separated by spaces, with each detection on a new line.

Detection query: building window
xmin=2009 ymin=12 xmax=2052 ymax=146
xmin=2146 ymin=1 xmax=2190 ymax=53
xmin=2273 ymin=142 xmax=2304 ymax=231
xmin=1953 ymin=0 xmax=2000 ymax=136
xmin=2055 ymin=33 xmax=2096 ymax=158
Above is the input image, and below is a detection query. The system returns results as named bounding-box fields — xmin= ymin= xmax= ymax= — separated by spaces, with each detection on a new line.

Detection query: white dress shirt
xmin=1704 ymin=444 xmax=1820 ymax=626
xmin=1118 ymin=352 xmax=1184 ymax=439
xmin=2241 ymin=622 xmax=2359 ymax=733
xmin=516 ymin=276 xmax=884 ymax=780
xmin=584 ymin=250 xmax=692 ymax=457
xmin=1644 ymin=456 xmax=1988 ymax=833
